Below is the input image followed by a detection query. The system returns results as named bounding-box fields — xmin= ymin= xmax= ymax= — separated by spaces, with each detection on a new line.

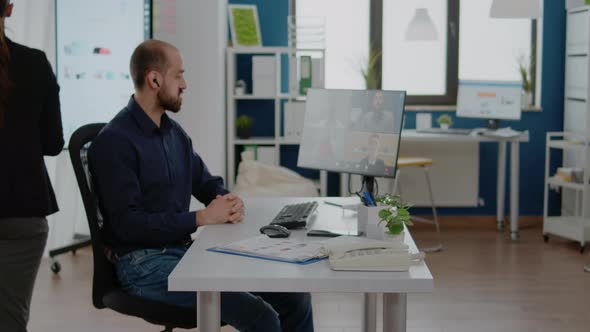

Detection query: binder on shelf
xmin=243 ymin=144 xmax=258 ymax=160
xmin=299 ymin=56 xmax=312 ymax=95
xmin=253 ymin=56 xmax=276 ymax=96
xmin=284 ymin=101 xmax=306 ymax=140
xmin=294 ymin=101 xmax=305 ymax=138
xmin=257 ymin=146 xmax=276 ymax=165
xmin=284 ymin=102 xmax=294 ymax=139
xmin=312 ymin=58 xmax=323 ymax=88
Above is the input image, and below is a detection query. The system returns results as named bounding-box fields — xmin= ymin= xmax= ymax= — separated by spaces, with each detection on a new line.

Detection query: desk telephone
xmin=322 ymin=236 xmax=425 ymax=271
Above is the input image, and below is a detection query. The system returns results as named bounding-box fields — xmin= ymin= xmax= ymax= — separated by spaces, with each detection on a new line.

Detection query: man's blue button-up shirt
xmin=89 ymin=96 xmax=228 ymax=256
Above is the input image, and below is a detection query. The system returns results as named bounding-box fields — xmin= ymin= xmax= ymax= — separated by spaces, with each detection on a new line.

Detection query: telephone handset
xmin=321 ymin=236 xmax=424 ymax=271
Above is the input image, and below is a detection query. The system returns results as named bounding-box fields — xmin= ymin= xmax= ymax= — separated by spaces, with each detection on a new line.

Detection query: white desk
xmin=401 ymin=130 xmax=530 ymax=240
xmin=169 ymin=197 xmax=434 ymax=332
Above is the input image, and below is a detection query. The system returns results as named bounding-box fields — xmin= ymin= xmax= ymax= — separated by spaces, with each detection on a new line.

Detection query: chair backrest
xmin=68 ymin=123 xmax=112 ymax=309
xmin=68 ymin=123 xmax=200 ymax=330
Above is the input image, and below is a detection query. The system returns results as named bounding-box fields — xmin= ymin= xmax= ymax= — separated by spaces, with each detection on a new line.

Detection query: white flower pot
xmin=440 ymin=123 xmax=450 ymax=130
xmin=521 ymin=91 xmax=533 ymax=108
xmin=383 ymin=231 xmax=405 ymax=243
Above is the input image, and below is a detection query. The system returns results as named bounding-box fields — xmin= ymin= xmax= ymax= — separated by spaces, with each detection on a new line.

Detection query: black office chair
xmin=68 ymin=123 xmax=197 ymax=331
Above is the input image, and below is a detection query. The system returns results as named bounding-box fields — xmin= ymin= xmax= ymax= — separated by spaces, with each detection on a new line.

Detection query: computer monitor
xmin=456 ymin=80 xmax=522 ymax=129
xmin=297 ymin=89 xmax=406 ymax=195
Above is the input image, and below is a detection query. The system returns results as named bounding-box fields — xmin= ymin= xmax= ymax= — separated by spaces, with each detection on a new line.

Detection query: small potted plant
xmin=436 ymin=114 xmax=453 ymax=130
xmin=376 ymin=193 xmax=413 ymax=242
xmin=236 ymin=115 xmax=254 ymax=139
xmin=235 ymin=79 xmax=246 ymax=96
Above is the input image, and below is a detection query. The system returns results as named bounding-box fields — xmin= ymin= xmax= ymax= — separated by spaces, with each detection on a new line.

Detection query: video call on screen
xmin=298 ymin=89 xmax=406 ymax=178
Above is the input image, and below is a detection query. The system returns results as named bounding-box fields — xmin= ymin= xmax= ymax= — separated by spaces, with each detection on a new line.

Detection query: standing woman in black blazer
xmin=0 ymin=1 xmax=64 ymax=331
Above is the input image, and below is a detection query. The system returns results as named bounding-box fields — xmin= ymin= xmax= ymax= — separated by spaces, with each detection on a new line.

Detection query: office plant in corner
xmin=376 ymin=193 xmax=412 ymax=241
xmin=236 ymin=115 xmax=254 ymax=139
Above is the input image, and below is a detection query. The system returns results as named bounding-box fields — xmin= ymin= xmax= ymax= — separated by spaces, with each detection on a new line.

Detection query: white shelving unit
xmin=226 ymin=47 xmax=327 ymax=195
xmin=542 ymin=6 xmax=590 ymax=251
xmin=543 ymin=133 xmax=590 ymax=252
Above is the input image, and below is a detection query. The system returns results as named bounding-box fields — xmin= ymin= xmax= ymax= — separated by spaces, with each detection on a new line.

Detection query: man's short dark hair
xmin=129 ymin=40 xmax=173 ymax=89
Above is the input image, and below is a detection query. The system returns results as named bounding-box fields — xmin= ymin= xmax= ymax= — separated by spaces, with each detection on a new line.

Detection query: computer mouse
xmin=259 ymin=224 xmax=291 ymax=238
xmin=306 ymin=229 xmax=341 ymax=237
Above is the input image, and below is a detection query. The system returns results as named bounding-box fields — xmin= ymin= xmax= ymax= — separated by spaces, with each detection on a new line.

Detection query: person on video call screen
xmin=357 ymin=133 xmax=385 ymax=174
xmin=358 ymin=91 xmax=395 ymax=133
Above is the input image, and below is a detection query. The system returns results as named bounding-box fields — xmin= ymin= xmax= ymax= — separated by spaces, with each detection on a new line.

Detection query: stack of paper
xmin=481 ymin=127 xmax=527 ymax=139
xmin=208 ymin=235 xmax=326 ymax=265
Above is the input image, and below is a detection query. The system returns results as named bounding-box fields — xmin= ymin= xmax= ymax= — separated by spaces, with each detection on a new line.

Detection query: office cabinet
xmin=543 ymin=6 xmax=590 ymax=252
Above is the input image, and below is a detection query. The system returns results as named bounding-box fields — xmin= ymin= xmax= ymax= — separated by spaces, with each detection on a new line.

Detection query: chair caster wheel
xmin=510 ymin=232 xmax=519 ymax=241
xmin=51 ymin=261 xmax=61 ymax=274
xmin=543 ymin=235 xmax=549 ymax=243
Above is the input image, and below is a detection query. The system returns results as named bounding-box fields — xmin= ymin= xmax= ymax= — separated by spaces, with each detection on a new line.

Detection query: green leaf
xmin=378 ymin=209 xmax=391 ymax=219
xmin=387 ymin=222 xmax=404 ymax=235
xmin=397 ymin=209 xmax=410 ymax=217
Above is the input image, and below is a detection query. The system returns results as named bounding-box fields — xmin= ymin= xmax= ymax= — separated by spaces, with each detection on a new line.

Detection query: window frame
xmin=294 ymin=0 xmax=538 ymax=106
xmin=374 ymin=0 xmax=460 ymax=105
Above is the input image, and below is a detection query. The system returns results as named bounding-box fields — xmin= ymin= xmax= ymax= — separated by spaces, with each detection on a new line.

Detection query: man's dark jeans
xmin=116 ymin=246 xmax=314 ymax=332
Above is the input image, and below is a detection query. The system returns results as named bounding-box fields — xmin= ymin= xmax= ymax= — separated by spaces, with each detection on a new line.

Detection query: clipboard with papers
xmin=207 ymin=235 xmax=327 ymax=265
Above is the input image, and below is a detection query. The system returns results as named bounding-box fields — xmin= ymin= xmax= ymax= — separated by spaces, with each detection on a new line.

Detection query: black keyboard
xmin=270 ymin=201 xmax=319 ymax=229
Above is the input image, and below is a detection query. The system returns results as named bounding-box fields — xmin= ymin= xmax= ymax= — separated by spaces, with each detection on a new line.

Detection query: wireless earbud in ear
xmin=153 ymin=79 xmax=160 ymax=88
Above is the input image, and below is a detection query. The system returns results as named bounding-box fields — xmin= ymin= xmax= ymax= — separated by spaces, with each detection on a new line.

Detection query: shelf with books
xmin=226 ymin=46 xmax=326 ymax=195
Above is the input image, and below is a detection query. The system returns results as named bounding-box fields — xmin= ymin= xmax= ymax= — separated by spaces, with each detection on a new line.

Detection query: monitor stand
xmin=486 ymin=119 xmax=499 ymax=130
xmin=362 ymin=176 xmax=376 ymax=199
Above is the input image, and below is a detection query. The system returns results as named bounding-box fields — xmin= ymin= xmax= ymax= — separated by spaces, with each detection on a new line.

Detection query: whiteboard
xmin=56 ymin=0 xmax=151 ymax=145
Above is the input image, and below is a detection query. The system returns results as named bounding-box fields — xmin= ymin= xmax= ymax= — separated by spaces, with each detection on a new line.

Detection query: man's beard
xmin=158 ymin=89 xmax=182 ymax=113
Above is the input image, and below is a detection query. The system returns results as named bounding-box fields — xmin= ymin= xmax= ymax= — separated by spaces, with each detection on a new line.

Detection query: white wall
xmin=5 ymin=0 xmax=227 ymax=255
xmin=154 ymin=0 xmax=227 ymax=211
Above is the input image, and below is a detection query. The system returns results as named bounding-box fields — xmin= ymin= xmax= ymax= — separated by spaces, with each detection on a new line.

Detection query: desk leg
xmin=510 ymin=141 xmax=520 ymax=240
xmin=197 ymin=291 xmax=221 ymax=332
xmin=363 ymin=293 xmax=377 ymax=332
xmin=497 ymin=141 xmax=507 ymax=232
xmin=383 ymin=293 xmax=406 ymax=332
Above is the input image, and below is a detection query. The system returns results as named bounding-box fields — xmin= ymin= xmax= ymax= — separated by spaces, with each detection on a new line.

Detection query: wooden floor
xmin=27 ymin=219 xmax=590 ymax=332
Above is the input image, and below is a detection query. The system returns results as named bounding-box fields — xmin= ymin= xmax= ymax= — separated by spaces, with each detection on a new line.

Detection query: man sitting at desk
xmin=89 ymin=40 xmax=314 ymax=332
